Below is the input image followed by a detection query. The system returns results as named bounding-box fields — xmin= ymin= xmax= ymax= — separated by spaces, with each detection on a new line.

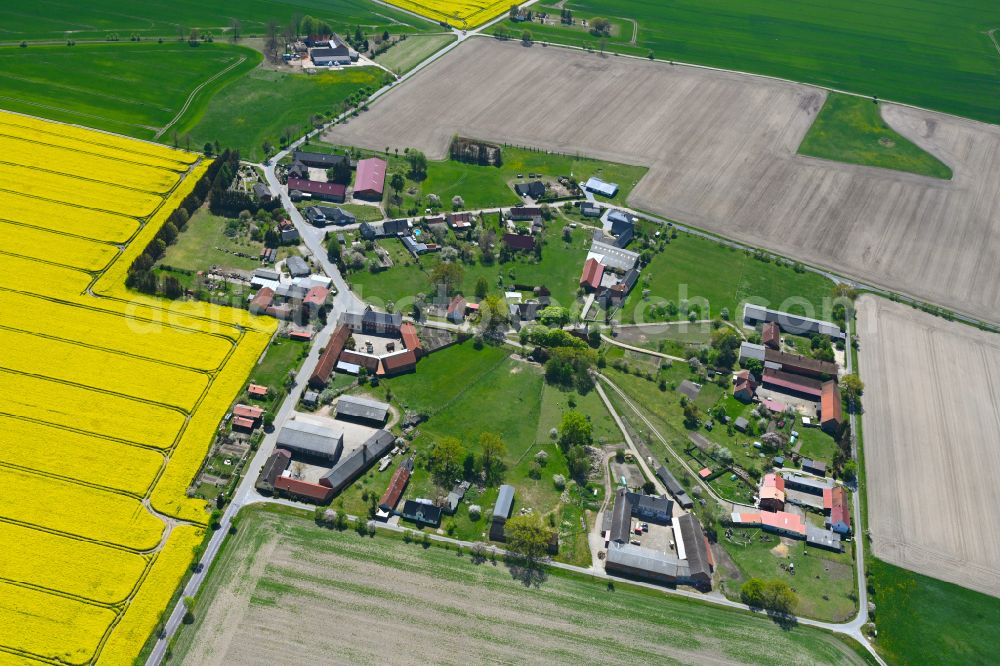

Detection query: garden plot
xmin=327 ymin=37 xmax=1000 ymax=325
xmin=857 ymin=295 xmax=1000 ymax=598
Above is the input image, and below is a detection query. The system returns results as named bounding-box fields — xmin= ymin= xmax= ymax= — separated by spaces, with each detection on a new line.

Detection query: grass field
xmin=157 ymin=208 xmax=262 ymax=272
xmin=798 ymin=94 xmax=953 ymax=179
xmin=492 ymin=0 xmax=1000 ymax=125
xmin=621 ymin=230 xmax=836 ymax=324
xmin=374 ymin=34 xmax=457 ymax=74
xmin=0 ymin=43 xmax=257 ymax=139
xmin=171 ymin=504 xmax=874 ymax=664
xmin=178 ymin=67 xmax=384 ymax=162
xmin=0 ymin=111 xmax=275 ymax=664
xmin=867 ymin=558 xmax=1000 ymax=665
xmin=0 ymin=0 xmax=436 ymax=41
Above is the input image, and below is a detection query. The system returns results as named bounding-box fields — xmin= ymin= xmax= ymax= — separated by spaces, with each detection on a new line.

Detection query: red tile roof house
xmin=308 ymin=324 xmax=351 ymax=389
xmin=287 ymin=177 xmax=346 ymax=203
xmin=354 ymin=157 xmax=387 ymax=200
xmin=399 ymin=322 xmax=422 ymax=356
xmin=447 ymin=212 xmax=473 ymax=229
xmin=379 ymin=463 xmax=412 ymax=512
xmin=579 ymin=257 xmax=605 ymax=292
xmin=762 ymin=368 xmax=824 ymax=399
xmin=301 ymin=286 xmax=330 ymax=316
xmin=733 ymin=369 xmax=757 ymax=402
xmin=758 ymin=472 xmax=786 ymax=512
xmin=826 ymin=486 xmax=852 ymax=535
xmin=248 ymin=383 xmax=269 ymax=398
xmin=762 ymin=321 xmax=781 ymax=350
xmin=249 ymin=287 xmax=275 ymax=315
xmin=275 ymin=474 xmax=334 ymax=503
xmin=820 ymin=380 xmax=843 ymax=434
xmin=233 ymin=404 xmax=264 ymax=421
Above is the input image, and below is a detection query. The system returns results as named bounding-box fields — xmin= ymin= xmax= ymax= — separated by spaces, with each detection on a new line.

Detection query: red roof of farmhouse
xmin=355 ymin=158 xmax=387 ymax=195
xmin=287 ymin=178 xmax=347 ymax=198
xmin=274 ymin=475 xmax=333 ymax=502
xmin=248 ymin=383 xmax=269 ymax=397
xmin=829 ymin=486 xmax=851 ymax=529
xmin=762 ymin=369 xmax=824 ymax=398
xmin=233 ymin=404 xmax=264 ymax=419
xmin=400 ymin=322 xmax=421 ymax=351
xmin=303 ymin=286 xmax=330 ymax=307
xmin=579 ymin=258 xmax=605 ymax=289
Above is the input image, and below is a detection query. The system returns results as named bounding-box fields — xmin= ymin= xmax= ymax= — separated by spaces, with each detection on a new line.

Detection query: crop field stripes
xmin=0 ymin=110 xmax=275 ymax=664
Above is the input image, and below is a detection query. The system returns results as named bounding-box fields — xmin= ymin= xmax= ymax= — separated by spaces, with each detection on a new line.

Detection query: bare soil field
xmin=326 ymin=38 xmax=1000 ymax=325
xmin=174 ymin=505 xmax=868 ymax=665
xmin=857 ymin=295 xmax=1000 ymax=597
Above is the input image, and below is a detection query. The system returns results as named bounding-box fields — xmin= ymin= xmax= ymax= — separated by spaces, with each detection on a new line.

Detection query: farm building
xmin=820 ymin=380 xmax=843 ymax=433
xmin=806 ymin=524 xmax=843 ymax=552
xmin=656 ymin=466 xmax=693 ymax=509
xmin=444 ymin=481 xmax=470 ymax=514
xmin=588 ymin=240 xmax=639 ymax=272
xmin=285 ymin=256 xmax=310 ymax=278
xmin=782 ymin=472 xmax=833 ymax=496
xmin=731 ymin=510 xmax=806 ymax=538
xmin=254 ymin=448 xmax=292 ymax=495
xmin=335 ymin=395 xmax=390 ymax=426
xmin=502 ymin=233 xmax=535 ymax=251
xmin=733 ymin=369 xmax=757 ymax=402
xmin=584 ymin=176 xmax=618 ymax=197
xmin=293 ymin=151 xmax=347 ymax=169
xmin=579 ymin=257 xmax=605 ymax=291
xmin=276 ymin=421 xmax=344 ymax=462
xmin=309 ymin=324 xmax=351 ymax=388
xmin=400 ymin=322 xmax=421 ymax=354
xmin=758 ymin=472 xmax=786 ymax=512
xmin=739 ymin=341 xmax=767 ymax=363
xmin=515 ymin=180 xmax=545 ymax=199
xmin=801 ymin=458 xmax=827 ymax=477
xmin=319 ymin=429 xmax=395 ymax=494
xmin=380 ymin=349 xmax=418 ymax=376
xmin=249 ymin=287 xmax=275 ymax=315
xmin=609 ymin=488 xmax=673 ymax=545
xmin=340 ymin=306 xmax=402 ymax=335
xmin=762 ymin=368 xmax=824 ymax=399
xmin=287 ymin=178 xmax=346 ymax=202
xmin=446 ymin=295 xmax=467 ymax=323
xmin=743 ymin=303 xmax=845 ymax=340
xmin=764 ymin=349 xmax=838 ymax=379
xmin=354 ymin=158 xmax=387 ymax=200
xmin=379 ymin=457 xmax=413 ymax=513
xmin=381 ymin=219 xmax=410 ymax=236
xmin=581 ymin=201 xmax=601 ymax=217
xmin=274 ymin=474 xmax=333 ymax=503
xmin=489 ymin=484 xmax=515 ymax=541
xmin=607 ymin=210 xmax=634 ymax=234
xmin=402 ymin=499 xmax=442 ymax=527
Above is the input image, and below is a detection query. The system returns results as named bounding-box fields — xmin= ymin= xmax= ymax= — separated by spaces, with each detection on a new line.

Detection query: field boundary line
xmin=0 ymin=129 xmax=189 ymax=172
xmin=0 ymin=412 xmax=173 ymax=453
xmin=0 ymin=515 xmax=160 ymax=555
xmin=155 ymin=55 xmax=247 ymax=140
xmin=0 ymin=95 xmax=159 ymax=132
xmin=0 ymin=460 xmax=151 ymax=500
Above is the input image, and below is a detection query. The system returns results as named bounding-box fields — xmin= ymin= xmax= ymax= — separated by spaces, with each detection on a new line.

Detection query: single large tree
xmin=558 ymin=410 xmax=592 ymax=452
xmin=428 ymin=437 xmax=465 ymax=485
xmin=478 ymin=432 xmax=507 ymax=486
xmin=430 ymin=261 xmax=464 ymax=295
xmin=504 ymin=513 xmax=551 ymax=562
xmin=476 ymin=293 xmax=509 ymax=342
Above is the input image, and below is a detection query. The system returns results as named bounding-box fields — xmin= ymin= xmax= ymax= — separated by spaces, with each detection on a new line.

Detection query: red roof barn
xmin=762 ymin=322 xmax=781 ymax=350
xmin=820 ymin=380 xmax=843 ymax=433
xmin=354 ymin=157 xmax=387 ymax=200
xmin=579 ymin=258 xmax=605 ymax=291
xmin=287 ymin=178 xmax=346 ymax=202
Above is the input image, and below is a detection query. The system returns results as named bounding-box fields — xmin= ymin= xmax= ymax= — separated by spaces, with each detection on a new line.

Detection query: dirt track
xmin=857 ymin=295 xmax=1000 ymax=597
xmin=326 ymin=37 xmax=1000 ymax=325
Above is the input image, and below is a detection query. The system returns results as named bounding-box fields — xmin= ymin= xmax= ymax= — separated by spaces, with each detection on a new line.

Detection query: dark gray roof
xmin=605 ymin=542 xmax=690 ymax=579
xmin=382 ymin=219 xmax=409 ymax=235
xmin=293 ymin=151 xmax=346 ymax=168
xmin=320 ymin=429 xmax=395 ymax=492
xmin=493 ymin=484 xmax=515 ymax=519
xmin=402 ymin=499 xmax=442 ymax=525
xmin=781 ymin=473 xmax=833 ymax=493
xmin=677 ymin=513 xmax=711 ymax=580
xmin=335 ymin=395 xmax=389 ymax=423
xmin=445 ymin=480 xmax=471 ymax=511
xmin=340 ymin=307 xmax=402 ymax=330
xmin=628 ymin=491 xmax=672 ymax=517
xmin=609 ymin=487 xmax=633 ymax=543
xmin=253 ymin=182 xmax=271 ymax=198
xmin=656 ymin=466 xmax=694 ymax=509
xmin=515 ymin=181 xmax=545 ymax=198
xmin=806 ymin=525 xmax=842 ymax=551
xmin=285 ymin=256 xmax=310 ymax=277
xmin=276 ymin=421 xmax=344 ymax=458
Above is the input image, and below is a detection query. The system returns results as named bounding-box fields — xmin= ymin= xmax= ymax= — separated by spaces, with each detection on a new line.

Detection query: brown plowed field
xmin=857 ymin=295 xmax=1000 ymax=597
xmin=326 ymin=37 xmax=1000 ymax=325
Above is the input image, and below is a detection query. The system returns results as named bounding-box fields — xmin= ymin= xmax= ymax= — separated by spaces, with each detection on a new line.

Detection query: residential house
xmin=254 ymin=448 xmax=291 ymax=495
xmin=507 ymin=206 xmax=542 ymax=221
xmin=310 ymin=44 xmax=352 ymax=66
xmin=381 ymin=219 xmax=410 ymax=236
xmin=825 ymin=486 xmax=852 ymax=535
xmin=287 ymin=178 xmax=346 ymax=203
xmin=247 ymin=383 xmax=269 ymax=399
xmin=340 ymin=306 xmax=402 ymax=335
xmin=354 ymin=157 xmax=387 ymax=200
xmin=489 ymin=484 xmax=515 ymax=541
xmin=444 ymin=481 xmax=470 ymax=514
xmin=446 ymin=212 xmax=472 ymax=229
xmin=402 ymin=499 xmax=442 ymax=527
xmin=580 ymin=201 xmax=601 ymax=217
xmin=253 ymin=182 xmax=272 ymax=203
xmin=758 ymin=473 xmax=785 ymax=512
xmin=401 ymin=234 xmax=428 ymax=256
xmin=515 ymin=180 xmax=545 ymax=199
xmin=359 ymin=222 xmax=377 ymax=240
xmin=285 ymin=256 xmax=310 ymax=278
xmin=629 ymin=492 xmax=672 ymax=523
xmin=733 ymin=369 xmax=757 ymax=402
xmin=503 ymin=233 xmax=535 ymax=251
xmin=249 ymin=287 xmax=275 ymax=315
xmin=278 ymin=219 xmax=299 ymax=243
xmin=446 ymin=294 xmax=467 ymax=324
xmin=801 ymin=458 xmax=827 ymax=477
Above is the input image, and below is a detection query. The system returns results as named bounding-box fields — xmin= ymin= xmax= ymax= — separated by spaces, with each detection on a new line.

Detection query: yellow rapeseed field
xmin=0 ymin=112 xmax=276 ymax=663
xmin=0 ymin=416 xmax=163 ymax=496
xmin=0 ymin=162 xmax=162 ymax=217
xmin=0 ymin=328 xmax=209 ymax=410
xmin=0 ymin=581 xmax=118 ymax=665
xmin=0 ymin=468 xmax=165 ymax=550
xmin=0 ymin=220 xmax=119 ymax=272
xmin=0 ymin=523 xmax=148 ymax=604
xmin=1 ymin=134 xmax=180 ymax=193
xmin=383 ymin=0 xmax=509 ymax=27
xmin=0 ymin=190 xmax=139 ymax=242
xmin=0 ymin=291 xmax=232 ymax=371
